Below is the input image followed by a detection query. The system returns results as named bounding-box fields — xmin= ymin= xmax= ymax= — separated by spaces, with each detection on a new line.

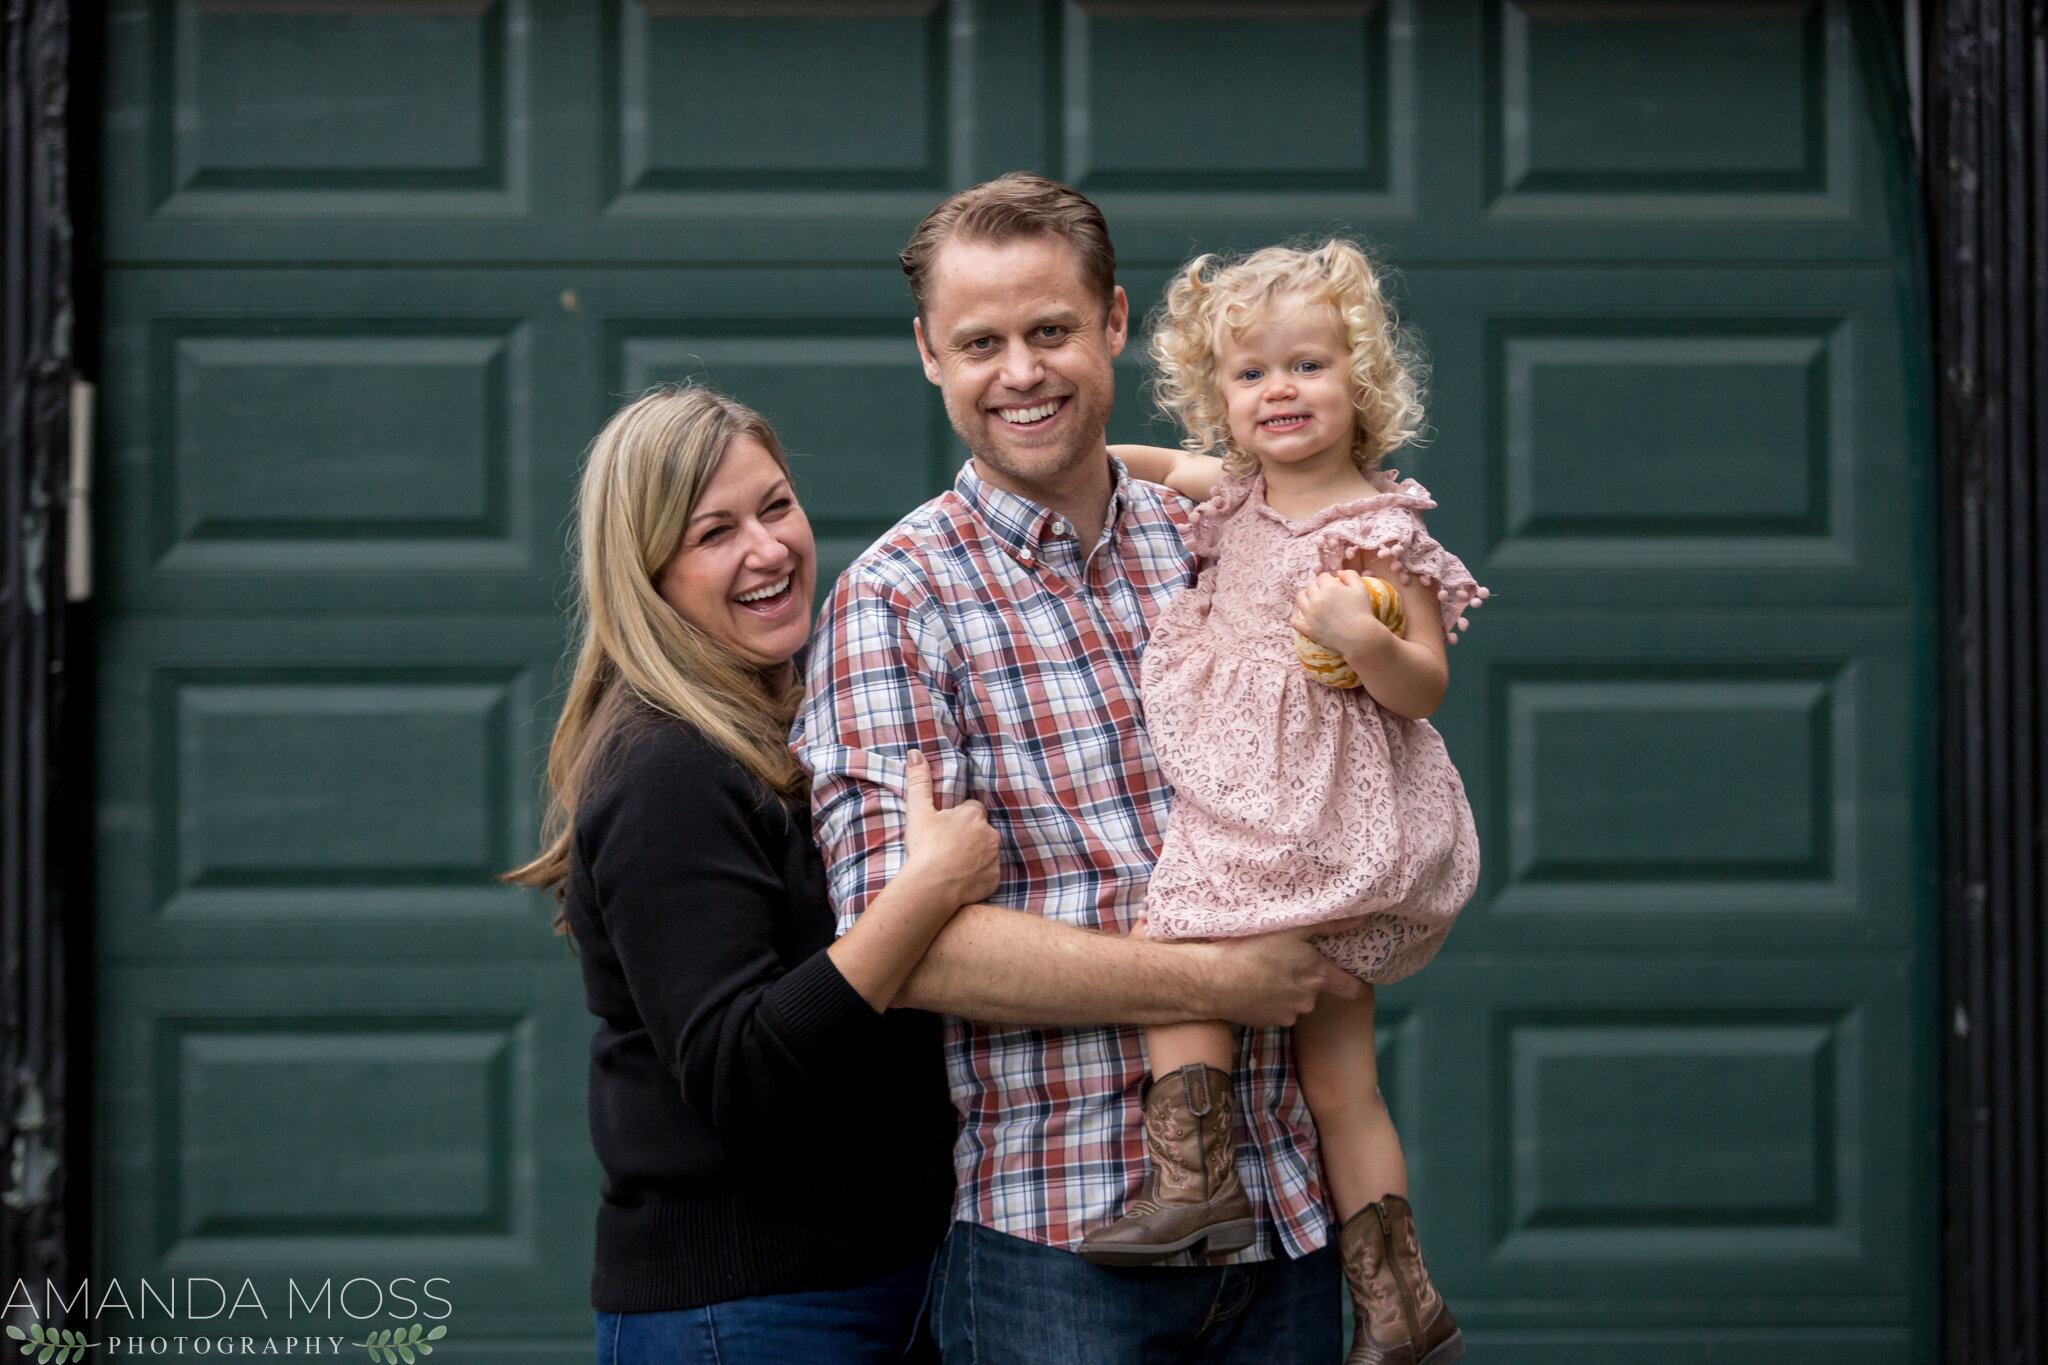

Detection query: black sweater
xmin=564 ymin=717 xmax=958 ymax=1313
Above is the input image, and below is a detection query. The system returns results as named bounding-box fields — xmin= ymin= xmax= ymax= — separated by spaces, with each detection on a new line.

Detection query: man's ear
xmin=1104 ymin=285 xmax=1130 ymax=359
xmin=913 ymin=316 xmax=943 ymax=386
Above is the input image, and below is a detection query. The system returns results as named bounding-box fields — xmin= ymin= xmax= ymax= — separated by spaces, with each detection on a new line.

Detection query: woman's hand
xmin=898 ymin=750 xmax=1000 ymax=909
xmin=828 ymin=750 xmax=999 ymax=1012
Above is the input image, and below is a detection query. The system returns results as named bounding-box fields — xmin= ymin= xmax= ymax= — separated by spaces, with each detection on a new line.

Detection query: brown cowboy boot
xmin=1075 ymin=1063 xmax=1257 ymax=1266
xmin=1340 ymin=1195 xmax=1462 ymax=1365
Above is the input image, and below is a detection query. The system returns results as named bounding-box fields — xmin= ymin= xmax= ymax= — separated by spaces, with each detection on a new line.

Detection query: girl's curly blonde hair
xmin=1148 ymin=238 xmax=1425 ymax=477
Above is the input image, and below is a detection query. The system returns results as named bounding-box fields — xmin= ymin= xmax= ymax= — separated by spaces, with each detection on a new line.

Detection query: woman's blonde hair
xmin=505 ymin=386 xmax=807 ymax=922
xmin=1148 ymin=238 xmax=1425 ymax=477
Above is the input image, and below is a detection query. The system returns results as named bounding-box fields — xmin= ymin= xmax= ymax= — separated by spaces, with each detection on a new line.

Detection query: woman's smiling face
xmin=657 ymin=434 xmax=816 ymax=671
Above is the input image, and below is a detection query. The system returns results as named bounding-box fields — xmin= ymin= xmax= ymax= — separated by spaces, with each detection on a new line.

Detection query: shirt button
xmin=1051 ymin=518 xmax=1069 ymax=536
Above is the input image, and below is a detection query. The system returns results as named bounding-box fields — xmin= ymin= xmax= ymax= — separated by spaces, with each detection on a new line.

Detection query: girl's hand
xmin=1290 ymin=571 xmax=1397 ymax=661
xmin=898 ymin=750 xmax=1000 ymax=908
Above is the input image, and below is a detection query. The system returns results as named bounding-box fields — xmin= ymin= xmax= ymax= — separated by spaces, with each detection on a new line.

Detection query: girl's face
xmin=657 ymin=434 xmax=817 ymax=671
xmin=1216 ymin=301 xmax=1357 ymax=478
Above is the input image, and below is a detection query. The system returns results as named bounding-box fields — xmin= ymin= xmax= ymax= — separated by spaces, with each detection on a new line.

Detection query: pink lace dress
xmin=1140 ymin=468 xmax=1487 ymax=982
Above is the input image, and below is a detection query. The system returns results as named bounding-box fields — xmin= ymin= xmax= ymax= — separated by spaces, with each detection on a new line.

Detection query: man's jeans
xmin=594 ymin=1255 xmax=934 ymax=1365
xmin=929 ymin=1220 xmax=1342 ymax=1365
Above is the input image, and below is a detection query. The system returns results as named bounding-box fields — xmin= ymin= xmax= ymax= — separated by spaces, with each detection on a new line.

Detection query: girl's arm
xmin=1109 ymin=444 xmax=1225 ymax=503
xmin=1290 ymin=555 xmax=1449 ymax=719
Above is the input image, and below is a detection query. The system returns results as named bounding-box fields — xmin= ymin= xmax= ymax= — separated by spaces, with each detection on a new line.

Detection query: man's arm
xmin=795 ymin=555 xmax=1358 ymax=1030
xmin=895 ymin=902 xmax=1360 ymax=1027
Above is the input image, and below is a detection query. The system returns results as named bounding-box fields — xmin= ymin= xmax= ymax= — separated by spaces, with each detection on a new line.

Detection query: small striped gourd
xmin=1295 ymin=576 xmax=1405 ymax=689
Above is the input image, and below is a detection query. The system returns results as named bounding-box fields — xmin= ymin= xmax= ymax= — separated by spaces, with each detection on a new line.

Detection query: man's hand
xmin=1195 ymin=924 xmax=1363 ymax=1028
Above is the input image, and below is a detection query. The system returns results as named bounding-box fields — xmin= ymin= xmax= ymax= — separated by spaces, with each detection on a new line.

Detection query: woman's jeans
xmin=594 ymin=1256 xmax=933 ymax=1365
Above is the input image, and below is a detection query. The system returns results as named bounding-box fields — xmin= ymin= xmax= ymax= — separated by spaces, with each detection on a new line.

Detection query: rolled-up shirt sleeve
xmin=792 ymin=560 xmax=970 ymax=935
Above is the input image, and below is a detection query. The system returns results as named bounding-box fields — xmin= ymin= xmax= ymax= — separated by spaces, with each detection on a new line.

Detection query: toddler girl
xmin=1094 ymin=240 xmax=1482 ymax=1365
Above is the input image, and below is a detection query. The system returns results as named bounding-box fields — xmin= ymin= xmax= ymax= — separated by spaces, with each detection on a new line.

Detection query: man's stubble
xmin=942 ymin=361 xmax=1118 ymax=498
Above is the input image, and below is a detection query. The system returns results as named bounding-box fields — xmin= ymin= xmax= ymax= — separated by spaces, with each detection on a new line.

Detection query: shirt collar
xmin=953 ymin=454 xmax=1133 ymax=568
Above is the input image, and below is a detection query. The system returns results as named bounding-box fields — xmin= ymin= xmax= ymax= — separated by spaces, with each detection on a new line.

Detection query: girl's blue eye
xmin=1299 ymin=360 xmax=1321 ymax=373
xmin=1240 ymin=368 xmax=1263 ymax=383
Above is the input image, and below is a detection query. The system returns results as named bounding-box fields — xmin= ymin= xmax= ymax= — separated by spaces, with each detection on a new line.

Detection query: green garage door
xmin=95 ymin=2 xmax=1934 ymax=1360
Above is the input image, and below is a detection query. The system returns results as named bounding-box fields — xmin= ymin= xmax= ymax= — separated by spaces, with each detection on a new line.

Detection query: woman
xmin=507 ymin=386 xmax=995 ymax=1364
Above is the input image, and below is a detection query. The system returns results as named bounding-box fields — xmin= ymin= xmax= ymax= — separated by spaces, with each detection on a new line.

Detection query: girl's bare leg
xmin=1144 ymin=1020 xmax=1235 ymax=1077
xmin=1292 ymin=984 xmax=1407 ymax=1221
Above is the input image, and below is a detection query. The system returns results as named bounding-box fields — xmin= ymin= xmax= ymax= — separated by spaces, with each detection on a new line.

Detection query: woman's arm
xmin=826 ymin=749 xmax=997 ymax=1010
xmin=1109 ymin=444 xmax=1225 ymax=503
xmin=1289 ymin=558 xmax=1450 ymax=720
xmin=587 ymin=731 xmax=982 ymax=1148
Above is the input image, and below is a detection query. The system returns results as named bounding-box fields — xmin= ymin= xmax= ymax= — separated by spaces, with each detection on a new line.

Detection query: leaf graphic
xmin=408 ymin=1324 xmax=424 ymax=1341
xmin=426 ymin=1326 xmax=447 ymax=1340
xmin=36 ymin=1344 xmax=52 ymax=1364
xmin=416 ymin=1347 xmax=432 ymax=1357
xmin=399 ymin=1347 xmax=416 ymax=1364
xmin=3 ymin=1328 xmax=20 ymax=1342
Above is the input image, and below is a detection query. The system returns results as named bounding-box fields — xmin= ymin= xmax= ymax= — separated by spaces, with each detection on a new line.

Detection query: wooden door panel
xmin=1434 ymin=613 xmax=1924 ymax=956
xmin=98 ymin=963 xmax=595 ymax=1357
xmin=1385 ymin=954 xmax=1918 ymax=1303
xmin=128 ymin=0 xmax=533 ymax=225
xmin=1406 ymin=267 xmax=1916 ymax=608
xmin=611 ymin=1 xmax=949 ymax=193
xmin=1491 ymin=1 xmax=1832 ymax=195
xmin=98 ymin=269 xmax=585 ymax=615
xmin=1057 ymin=1 xmax=1396 ymax=193
xmin=95 ymin=616 xmax=564 ymax=963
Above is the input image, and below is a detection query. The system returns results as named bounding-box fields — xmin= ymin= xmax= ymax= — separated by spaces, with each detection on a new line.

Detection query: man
xmin=792 ymin=173 xmax=1357 ymax=1364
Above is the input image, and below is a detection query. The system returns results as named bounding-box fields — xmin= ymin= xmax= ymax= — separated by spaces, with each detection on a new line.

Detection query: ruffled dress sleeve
xmin=1311 ymin=472 xmax=1490 ymax=642
xmin=1181 ymin=465 xmax=1262 ymax=560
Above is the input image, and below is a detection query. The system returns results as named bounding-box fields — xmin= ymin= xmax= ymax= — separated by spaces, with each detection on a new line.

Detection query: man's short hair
xmin=899 ymin=172 xmax=1117 ymax=319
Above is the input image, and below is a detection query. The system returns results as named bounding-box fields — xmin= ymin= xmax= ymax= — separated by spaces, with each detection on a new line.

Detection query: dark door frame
xmin=0 ymin=0 xmax=82 ymax=1301
xmin=2 ymin=1 xmax=2041 ymax=1358
xmin=1924 ymin=0 xmax=2048 ymax=1358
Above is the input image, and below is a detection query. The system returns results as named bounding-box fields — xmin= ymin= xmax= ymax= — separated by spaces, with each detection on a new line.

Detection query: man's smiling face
xmin=913 ymin=232 xmax=1128 ymax=500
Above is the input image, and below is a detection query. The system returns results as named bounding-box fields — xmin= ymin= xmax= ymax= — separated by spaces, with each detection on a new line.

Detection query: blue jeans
xmin=594 ymin=1256 xmax=934 ymax=1365
xmin=929 ymin=1221 xmax=1341 ymax=1365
